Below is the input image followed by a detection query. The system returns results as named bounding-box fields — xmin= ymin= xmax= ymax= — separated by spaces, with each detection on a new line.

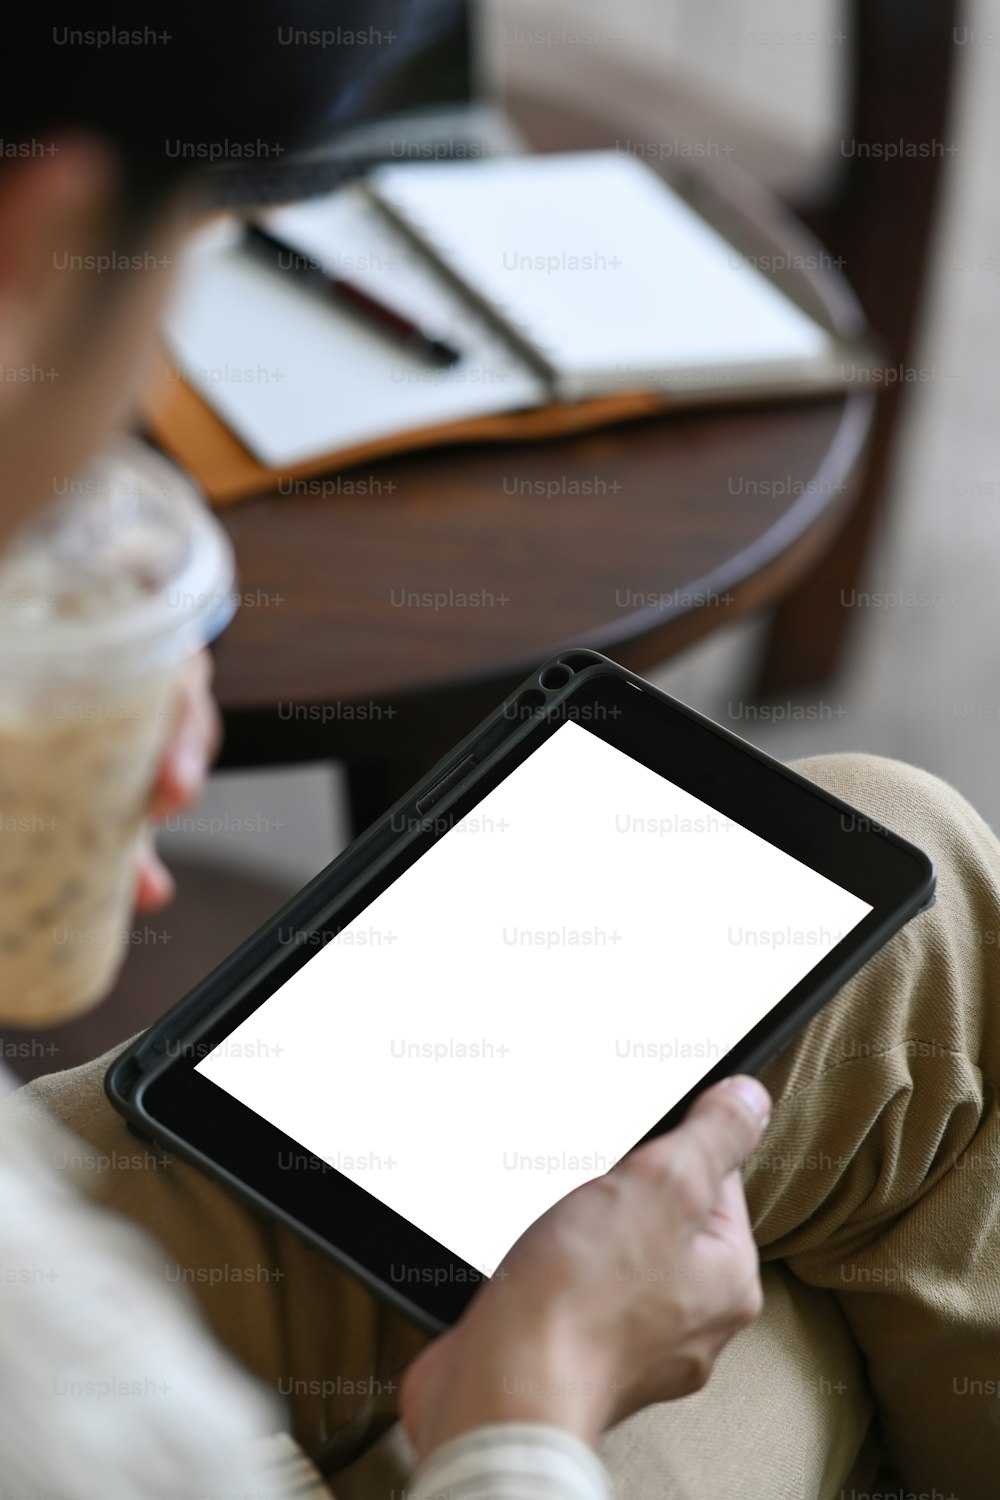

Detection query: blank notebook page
xmin=163 ymin=184 xmax=547 ymax=470
xmin=369 ymin=152 xmax=833 ymax=401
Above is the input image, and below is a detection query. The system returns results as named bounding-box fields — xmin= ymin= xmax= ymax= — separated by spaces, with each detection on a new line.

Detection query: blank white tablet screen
xmin=197 ymin=722 xmax=871 ymax=1273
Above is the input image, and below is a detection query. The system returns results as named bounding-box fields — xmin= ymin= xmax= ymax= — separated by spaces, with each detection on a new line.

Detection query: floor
xmin=3 ymin=10 xmax=999 ymax=1081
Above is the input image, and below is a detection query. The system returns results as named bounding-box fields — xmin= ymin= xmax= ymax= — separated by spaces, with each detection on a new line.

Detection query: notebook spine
xmin=361 ymin=179 xmax=561 ymax=398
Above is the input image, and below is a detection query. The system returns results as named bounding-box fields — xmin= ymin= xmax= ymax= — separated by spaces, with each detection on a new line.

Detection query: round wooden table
xmin=0 ymin=99 xmax=881 ymax=1082
xmin=213 ymin=95 xmax=876 ymax=833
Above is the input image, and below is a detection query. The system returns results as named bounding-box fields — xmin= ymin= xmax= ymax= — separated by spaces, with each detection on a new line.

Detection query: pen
xmin=242 ymin=222 xmax=462 ymax=368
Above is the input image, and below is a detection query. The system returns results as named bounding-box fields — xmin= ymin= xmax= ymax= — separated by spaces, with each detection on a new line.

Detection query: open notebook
xmin=155 ymin=151 xmax=863 ymax=502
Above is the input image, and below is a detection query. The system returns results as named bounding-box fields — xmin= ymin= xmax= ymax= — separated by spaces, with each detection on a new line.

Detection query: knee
xmin=790 ymin=753 xmax=989 ymax=869
xmin=792 ymin=751 xmax=954 ymax=813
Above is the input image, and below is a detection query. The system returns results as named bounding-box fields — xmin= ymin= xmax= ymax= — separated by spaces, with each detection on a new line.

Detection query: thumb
xmin=680 ymin=1076 xmax=771 ymax=1184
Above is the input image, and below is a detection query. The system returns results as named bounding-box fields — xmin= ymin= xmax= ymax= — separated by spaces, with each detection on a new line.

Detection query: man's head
xmin=0 ymin=1 xmax=421 ymax=540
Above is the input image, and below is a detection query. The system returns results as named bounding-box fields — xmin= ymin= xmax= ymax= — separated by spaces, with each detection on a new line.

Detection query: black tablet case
xmin=106 ymin=650 xmax=936 ymax=1327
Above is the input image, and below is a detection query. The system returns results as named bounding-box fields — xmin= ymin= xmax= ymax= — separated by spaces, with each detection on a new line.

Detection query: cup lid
xmin=0 ymin=439 xmax=236 ymax=678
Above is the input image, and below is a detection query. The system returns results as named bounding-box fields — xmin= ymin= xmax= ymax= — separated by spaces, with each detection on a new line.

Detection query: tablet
xmin=109 ymin=651 xmax=935 ymax=1332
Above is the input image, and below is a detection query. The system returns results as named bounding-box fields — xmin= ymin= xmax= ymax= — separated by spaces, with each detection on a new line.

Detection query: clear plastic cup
xmin=0 ymin=438 xmax=235 ymax=1024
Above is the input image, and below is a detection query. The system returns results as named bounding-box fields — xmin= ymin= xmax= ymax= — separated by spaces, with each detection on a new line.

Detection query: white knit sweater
xmin=0 ymin=1064 xmax=611 ymax=1500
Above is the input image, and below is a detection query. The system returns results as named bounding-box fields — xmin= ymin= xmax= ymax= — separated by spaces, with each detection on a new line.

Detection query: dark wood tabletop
xmin=212 ymin=90 xmax=876 ymax=828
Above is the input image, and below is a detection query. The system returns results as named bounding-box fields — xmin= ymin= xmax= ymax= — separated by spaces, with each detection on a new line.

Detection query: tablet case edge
xmin=105 ymin=649 xmax=936 ymax=1331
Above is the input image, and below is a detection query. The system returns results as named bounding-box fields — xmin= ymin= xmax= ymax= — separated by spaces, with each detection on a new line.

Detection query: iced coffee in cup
xmin=0 ymin=438 xmax=235 ymax=1025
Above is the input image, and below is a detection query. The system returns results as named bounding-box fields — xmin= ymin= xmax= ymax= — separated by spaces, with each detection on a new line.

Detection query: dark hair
xmin=2 ymin=1 xmax=434 ymax=220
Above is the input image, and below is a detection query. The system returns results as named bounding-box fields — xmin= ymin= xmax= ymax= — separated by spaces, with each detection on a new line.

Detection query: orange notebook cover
xmin=141 ymin=352 xmax=665 ymax=507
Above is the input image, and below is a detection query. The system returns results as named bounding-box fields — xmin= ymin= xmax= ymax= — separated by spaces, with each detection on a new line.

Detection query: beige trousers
xmin=13 ymin=755 xmax=1000 ymax=1499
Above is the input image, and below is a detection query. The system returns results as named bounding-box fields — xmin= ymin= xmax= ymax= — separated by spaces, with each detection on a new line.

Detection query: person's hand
xmin=401 ymin=1074 xmax=771 ymax=1464
xmin=135 ymin=651 xmax=221 ymax=911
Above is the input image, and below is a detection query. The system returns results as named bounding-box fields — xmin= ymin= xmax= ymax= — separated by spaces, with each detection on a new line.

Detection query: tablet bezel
xmin=131 ymin=662 xmax=934 ymax=1331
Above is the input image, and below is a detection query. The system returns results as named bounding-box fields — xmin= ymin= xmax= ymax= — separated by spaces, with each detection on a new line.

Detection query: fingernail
xmin=723 ymin=1075 xmax=771 ymax=1126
